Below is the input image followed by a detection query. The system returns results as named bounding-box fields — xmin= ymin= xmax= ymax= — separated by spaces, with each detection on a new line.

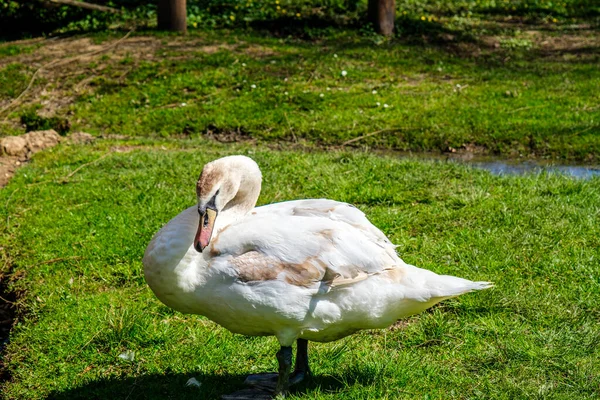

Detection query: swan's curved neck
xmin=217 ymin=165 xmax=262 ymax=230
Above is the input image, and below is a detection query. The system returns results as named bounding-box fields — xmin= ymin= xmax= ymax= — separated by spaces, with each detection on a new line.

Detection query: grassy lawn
xmin=1 ymin=1 xmax=599 ymax=398
xmin=1 ymin=138 xmax=599 ymax=399
xmin=0 ymin=11 xmax=598 ymax=160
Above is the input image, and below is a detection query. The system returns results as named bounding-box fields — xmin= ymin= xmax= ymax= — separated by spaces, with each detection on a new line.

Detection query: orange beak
xmin=194 ymin=208 xmax=217 ymax=252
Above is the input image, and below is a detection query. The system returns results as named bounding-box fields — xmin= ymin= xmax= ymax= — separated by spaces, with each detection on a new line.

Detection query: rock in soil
xmin=0 ymin=136 xmax=28 ymax=157
xmin=0 ymin=129 xmax=62 ymax=187
xmin=69 ymin=132 xmax=95 ymax=144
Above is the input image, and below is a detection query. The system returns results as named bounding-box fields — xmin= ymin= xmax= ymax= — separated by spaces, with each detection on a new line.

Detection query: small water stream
xmin=464 ymin=158 xmax=600 ymax=178
xmin=393 ymin=152 xmax=600 ymax=179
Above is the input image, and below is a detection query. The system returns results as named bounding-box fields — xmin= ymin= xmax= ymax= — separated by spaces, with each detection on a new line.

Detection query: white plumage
xmin=143 ymin=155 xmax=491 ymax=395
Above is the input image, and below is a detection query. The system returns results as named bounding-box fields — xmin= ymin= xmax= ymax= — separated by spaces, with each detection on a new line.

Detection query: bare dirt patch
xmin=0 ymin=155 xmax=27 ymax=188
xmin=0 ymin=129 xmax=61 ymax=187
xmin=0 ymin=130 xmax=94 ymax=188
xmin=0 ymin=34 xmax=164 ymax=121
xmin=477 ymin=23 xmax=600 ymax=60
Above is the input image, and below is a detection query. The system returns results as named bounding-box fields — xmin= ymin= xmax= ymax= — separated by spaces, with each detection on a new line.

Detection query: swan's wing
xmin=209 ymin=199 xmax=401 ymax=288
xmin=256 ymin=199 xmax=395 ymax=250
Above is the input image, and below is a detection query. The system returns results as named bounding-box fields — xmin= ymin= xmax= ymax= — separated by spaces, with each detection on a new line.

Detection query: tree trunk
xmin=157 ymin=0 xmax=187 ymax=33
xmin=368 ymin=0 xmax=395 ymax=36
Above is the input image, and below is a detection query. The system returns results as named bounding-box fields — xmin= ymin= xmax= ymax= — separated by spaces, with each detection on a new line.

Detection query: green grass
xmin=0 ymin=45 xmax=35 ymax=58
xmin=0 ymin=4 xmax=599 ymax=160
xmin=73 ymin=30 xmax=600 ymax=160
xmin=0 ymin=63 xmax=30 ymax=98
xmin=1 ymin=138 xmax=599 ymax=399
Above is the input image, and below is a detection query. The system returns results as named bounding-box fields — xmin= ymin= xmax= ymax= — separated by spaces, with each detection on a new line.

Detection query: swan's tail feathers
xmin=472 ymin=281 xmax=494 ymax=290
xmin=461 ymin=280 xmax=494 ymax=294
xmin=435 ymin=275 xmax=494 ymax=298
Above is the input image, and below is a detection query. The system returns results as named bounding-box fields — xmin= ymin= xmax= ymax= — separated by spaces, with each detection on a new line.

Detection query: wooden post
xmin=368 ymin=0 xmax=395 ymax=36
xmin=158 ymin=0 xmax=187 ymax=33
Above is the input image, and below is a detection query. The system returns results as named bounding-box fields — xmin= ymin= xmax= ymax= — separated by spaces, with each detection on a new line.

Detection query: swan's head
xmin=194 ymin=155 xmax=262 ymax=252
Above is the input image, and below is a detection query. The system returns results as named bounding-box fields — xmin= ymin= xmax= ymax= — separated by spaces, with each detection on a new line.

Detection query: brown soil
xmin=478 ymin=24 xmax=600 ymax=59
xmin=0 ymin=155 xmax=27 ymax=187
xmin=0 ymin=130 xmax=94 ymax=188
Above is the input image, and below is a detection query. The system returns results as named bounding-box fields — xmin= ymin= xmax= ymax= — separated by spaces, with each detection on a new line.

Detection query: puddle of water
xmin=467 ymin=159 xmax=600 ymax=179
xmin=384 ymin=151 xmax=600 ymax=179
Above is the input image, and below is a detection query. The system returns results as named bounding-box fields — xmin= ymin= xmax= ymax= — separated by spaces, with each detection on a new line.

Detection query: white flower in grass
xmin=242 ymin=63 xmax=246 ymax=67
xmin=372 ymin=90 xmax=377 ymax=94
xmin=319 ymin=93 xmax=324 ymax=98
xmin=383 ymin=104 xmax=390 ymax=108
xmin=341 ymin=70 xmax=347 ymax=77
xmin=333 ymin=54 xmax=338 ymax=58
xmin=376 ymin=102 xmax=381 ymax=107
xmin=284 ymin=91 xmax=288 ymax=95
xmin=251 ymin=84 xmax=256 ymax=89
xmin=186 ymin=377 xmax=202 ymax=387
xmin=180 ymin=102 xmax=187 ymax=107
xmin=118 ymin=350 xmax=135 ymax=362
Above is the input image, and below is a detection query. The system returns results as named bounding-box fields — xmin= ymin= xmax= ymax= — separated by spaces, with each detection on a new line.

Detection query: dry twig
xmin=283 ymin=112 xmax=297 ymax=143
xmin=47 ymin=0 xmax=122 ymax=14
xmin=36 ymin=256 xmax=83 ymax=266
xmin=62 ymin=152 xmax=112 ymax=181
xmin=341 ymin=129 xmax=395 ymax=146
xmin=506 ymin=104 xmax=548 ymax=114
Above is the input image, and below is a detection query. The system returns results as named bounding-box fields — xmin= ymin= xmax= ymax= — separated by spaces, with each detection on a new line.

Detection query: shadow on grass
xmin=47 ymin=369 xmax=374 ymax=399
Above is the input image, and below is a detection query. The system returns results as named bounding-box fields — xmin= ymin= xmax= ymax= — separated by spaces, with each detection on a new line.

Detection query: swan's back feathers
xmin=208 ymin=199 xmax=400 ymax=288
xmin=207 ymin=199 xmax=491 ymax=300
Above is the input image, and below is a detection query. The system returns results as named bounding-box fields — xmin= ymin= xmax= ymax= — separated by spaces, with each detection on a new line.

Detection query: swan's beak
xmin=195 ymin=208 xmax=217 ymax=252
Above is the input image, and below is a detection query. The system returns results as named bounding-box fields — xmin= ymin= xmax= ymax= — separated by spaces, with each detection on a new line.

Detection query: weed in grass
xmin=0 ymin=63 xmax=30 ymax=99
xmin=20 ymin=107 xmax=71 ymax=135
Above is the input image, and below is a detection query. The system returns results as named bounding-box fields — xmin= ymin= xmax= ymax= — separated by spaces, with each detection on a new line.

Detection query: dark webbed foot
xmin=224 ymin=339 xmax=311 ymax=399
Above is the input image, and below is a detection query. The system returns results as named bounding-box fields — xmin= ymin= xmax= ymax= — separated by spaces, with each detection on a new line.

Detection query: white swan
xmin=143 ymin=155 xmax=491 ymax=396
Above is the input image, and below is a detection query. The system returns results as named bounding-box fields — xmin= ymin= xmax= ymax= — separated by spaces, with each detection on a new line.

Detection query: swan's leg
xmin=290 ymin=339 xmax=310 ymax=384
xmin=240 ymin=340 xmax=309 ymax=396
xmin=274 ymin=345 xmax=293 ymax=396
